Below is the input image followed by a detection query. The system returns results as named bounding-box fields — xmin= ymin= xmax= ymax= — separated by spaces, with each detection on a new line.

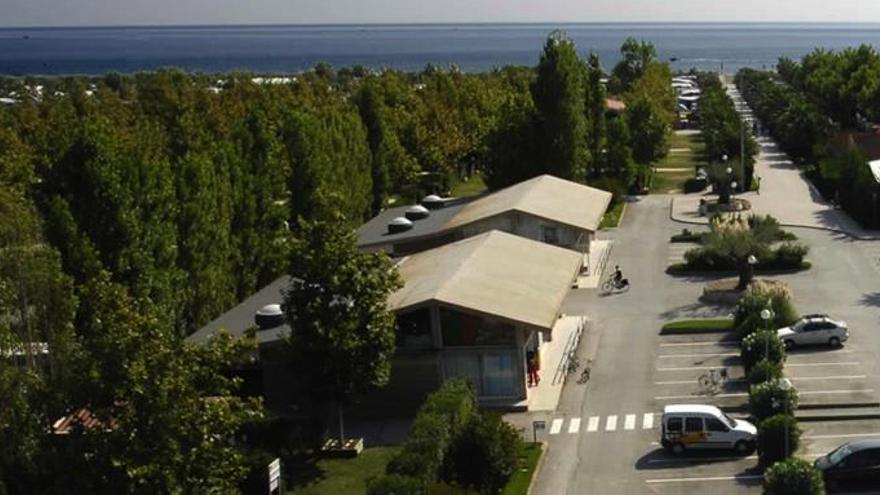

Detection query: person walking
xmin=526 ymin=351 xmax=540 ymax=387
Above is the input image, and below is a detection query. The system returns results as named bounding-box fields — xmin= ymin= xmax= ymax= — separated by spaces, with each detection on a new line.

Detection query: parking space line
xmin=657 ymin=365 xmax=734 ymax=371
xmin=568 ymin=418 xmax=581 ymax=434
xmin=655 ymin=378 xmax=745 ymax=385
xmin=549 ymin=418 xmax=563 ymax=435
xmin=645 ymin=475 xmax=763 ymax=484
xmin=643 ymin=413 xmax=654 ymax=429
xmin=805 ymin=432 xmax=880 ymax=440
xmin=659 ymin=342 xmax=739 ymax=348
xmin=787 ymin=362 xmax=859 ymax=367
xmin=799 ymin=389 xmax=874 ymax=396
xmin=587 ymin=416 xmax=600 ymax=432
xmin=605 ymin=415 xmax=618 ymax=431
xmin=789 ymin=375 xmax=867 ymax=381
xmin=624 ymin=414 xmax=636 ymax=430
xmin=655 ymin=393 xmax=747 ymax=400
xmin=658 ymin=352 xmax=739 ymax=358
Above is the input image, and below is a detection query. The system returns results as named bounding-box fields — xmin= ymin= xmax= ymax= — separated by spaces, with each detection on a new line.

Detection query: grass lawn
xmin=502 ymin=443 xmax=544 ymax=495
xmin=451 ymin=173 xmax=487 ymax=197
xmin=599 ymin=201 xmax=626 ymax=229
xmin=652 ymin=132 xmax=707 ymax=193
xmin=661 ymin=318 xmax=735 ymax=335
xmin=286 ymin=447 xmax=399 ymax=495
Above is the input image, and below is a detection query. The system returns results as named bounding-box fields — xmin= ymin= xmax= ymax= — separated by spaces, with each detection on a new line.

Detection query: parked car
xmin=777 ymin=314 xmax=848 ymax=350
xmin=660 ymin=404 xmax=756 ymax=455
xmin=815 ymin=439 xmax=880 ymax=491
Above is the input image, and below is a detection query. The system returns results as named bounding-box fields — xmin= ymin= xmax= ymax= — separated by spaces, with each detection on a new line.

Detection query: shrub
xmin=367 ymin=474 xmax=425 ymax=495
xmin=590 ymin=177 xmax=627 ymax=204
xmin=763 ymin=457 xmax=825 ymax=495
xmin=684 ymin=177 xmax=707 ymax=193
xmin=748 ymin=359 xmax=784 ymax=385
xmin=757 ymin=414 xmax=801 ymax=467
xmin=386 ymin=379 xmax=477 ymax=483
xmin=442 ymin=413 xmax=522 ymax=494
xmin=774 ymin=242 xmax=809 ymax=268
xmin=749 ymin=380 xmax=799 ymax=423
xmin=670 ymin=228 xmax=704 ymax=243
xmin=741 ymin=330 xmax=785 ymax=372
xmin=734 ymin=282 xmax=799 ymax=338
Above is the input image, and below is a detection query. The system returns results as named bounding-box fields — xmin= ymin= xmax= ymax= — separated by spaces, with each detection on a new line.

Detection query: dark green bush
xmin=386 ymin=379 xmax=477 ymax=484
xmin=749 ymin=380 xmax=799 ymax=423
xmin=670 ymin=228 xmax=705 ymax=243
xmin=757 ymin=414 xmax=801 ymax=468
xmin=442 ymin=413 xmax=522 ymax=494
xmin=684 ymin=177 xmax=707 ymax=193
xmin=741 ymin=330 xmax=785 ymax=372
xmin=763 ymin=457 xmax=825 ymax=495
xmin=774 ymin=242 xmax=809 ymax=267
xmin=367 ymin=474 xmax=425 ymax=495
xmin=747 ymin=359 xmax=784 ymax=385
xmin=590 ymin=177 xmax=627 ymax=204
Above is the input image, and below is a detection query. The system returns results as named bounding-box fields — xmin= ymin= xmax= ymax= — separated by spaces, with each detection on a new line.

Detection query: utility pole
xmin=740 ymin=119 xmax=746 ymax=192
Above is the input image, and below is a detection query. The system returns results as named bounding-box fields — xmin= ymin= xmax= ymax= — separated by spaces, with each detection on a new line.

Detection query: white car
xmin=777 ymin=314 xmax=848 ymax=349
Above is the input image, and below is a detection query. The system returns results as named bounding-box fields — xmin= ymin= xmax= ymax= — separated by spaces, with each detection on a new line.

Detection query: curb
xmin=798 ymin=402 xmax=880 ymax=411
xmin=796 ymin=412 xmax=880 ymax=422
xmin=526 ymin=442 xmax=547 ymax=495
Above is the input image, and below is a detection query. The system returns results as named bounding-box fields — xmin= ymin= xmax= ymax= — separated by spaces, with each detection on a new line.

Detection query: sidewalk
xmin=670 ymin=85 xmax=880 ymax=240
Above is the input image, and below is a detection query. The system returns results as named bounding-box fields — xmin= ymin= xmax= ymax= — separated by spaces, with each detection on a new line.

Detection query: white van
xmin=661 ymin=404 xmax=757 ymax=455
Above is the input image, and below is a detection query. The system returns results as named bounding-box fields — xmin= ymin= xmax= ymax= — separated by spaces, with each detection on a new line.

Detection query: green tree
xmin=586 ymin=52 xmax=607 ymax=178
xmin=757 ymin=414 xmax=801 ymax=467
xmin=443 ymin=412 xmax=522 ymax=494
xmin=56 ymin=272 xmax=262 ymax=493
xmin=283 ymin=218 xmax=402 ymax=444
xmin=749 ymin=379 xmax=798 ymax=422
xmin=532 ymin=31 xmax=588 ymax=181
xmin=611 ymin=38 xmax=658 ymax=93
xmin=626 ymin=94 xmax=669 ymax=170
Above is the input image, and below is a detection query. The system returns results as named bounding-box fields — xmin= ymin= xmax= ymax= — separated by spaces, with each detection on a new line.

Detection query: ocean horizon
xmin=2 ymin=22 xmax=880 ymax=76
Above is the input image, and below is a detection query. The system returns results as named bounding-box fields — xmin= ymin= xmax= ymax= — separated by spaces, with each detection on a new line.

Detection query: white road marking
xmin=799 ymin=389 xmax=875 ymax=396
xmin=789 ymin=375 xmax=867 ymax=381
xmin=645 ymin=475 xmax=763 ymax=484
xmin=624 ymin=414 xmax=636 ymax=430
xmin=659 ymin=342 xmax=739 ymax=348
xmin=549 ymin=418 xmax=563 ymax=435
xmin=786 ymin=362 xmax=860 ymax=367
xmin=568 ymin=417 xmax=581 ymax=434
xmin=643 ymin=413 xmax=654 ymax=430
xmin=587 ymin=416 xmax=600 ymax=432
xmin=657 ymin=365 xmax=734 ymax=371
xmin=605 ymin=415 xmax=618 ymax=431
xmin=790 ymin=349 xmax=854 ymax=356
xmin=655 ymin=378 xmax=745 ymax=385
xmin=805 ymin=432 xmax=880 ymax=440
xmin=658 ymin=352 xmax=739 ymax=358
xmin=646 ymin=455 xmax=758 ymax=464
xmin=654 ymin=389 xmax=873 ymax=400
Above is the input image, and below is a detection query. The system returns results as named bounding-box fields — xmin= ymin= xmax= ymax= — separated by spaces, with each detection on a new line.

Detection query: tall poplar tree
xmin=532 ymin=31 xmax=588 ymax=182
xmin=586 ymin=52 xmax=607 ymax=178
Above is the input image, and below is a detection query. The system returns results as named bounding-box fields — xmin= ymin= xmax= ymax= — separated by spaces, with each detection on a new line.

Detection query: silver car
xmin=777 ymin=314 xmax=848 ymax=350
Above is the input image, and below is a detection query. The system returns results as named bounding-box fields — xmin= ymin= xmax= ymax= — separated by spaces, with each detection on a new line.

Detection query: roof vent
xmin=255 ymin=304 xmax=285 ymax=330
xmin=388 ymin=217 xmax=414 ymax=234
xmin=421 ymin=194 xmax=445 ymax=210
xmin=404 ymin=204 xmax=430 ymax=221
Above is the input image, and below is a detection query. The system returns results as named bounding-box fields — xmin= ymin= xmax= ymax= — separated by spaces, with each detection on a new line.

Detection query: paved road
xmin=528 ymin=195 xmax=880 ymax=495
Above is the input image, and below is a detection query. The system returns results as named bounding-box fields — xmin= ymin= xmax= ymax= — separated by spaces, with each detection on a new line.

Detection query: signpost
xmin=532 ymin=420 xmax=546 ymax=443
xmin=268 ymin=458 xmax=281 ymax=494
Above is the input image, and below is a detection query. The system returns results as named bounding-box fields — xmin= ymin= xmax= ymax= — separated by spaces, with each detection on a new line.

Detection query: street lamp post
xmin=775 ymin=378 xmax=793 ymax=458
xmin=760 ymin=304 xmax=774 ymax=381
xmin=741 ymin=254 xmax=758 ymax=290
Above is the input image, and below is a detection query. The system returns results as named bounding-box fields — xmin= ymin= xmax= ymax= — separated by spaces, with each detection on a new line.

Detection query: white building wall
xmin=458 ymin=212 xmax=591 ymax=253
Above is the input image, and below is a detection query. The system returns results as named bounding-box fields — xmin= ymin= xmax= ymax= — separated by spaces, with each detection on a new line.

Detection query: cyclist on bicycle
xmin=613 ymin=266 xmax=629 ymax=289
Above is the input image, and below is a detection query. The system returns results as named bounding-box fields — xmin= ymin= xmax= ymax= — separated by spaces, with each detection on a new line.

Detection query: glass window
xmin=440 ymin=309 xmax=515 ymax=347
xmin=829 ymin=444 xmax=852 ymax=465
xmin=542 ymin=226 xmax=559 ymax=245
xmin=396 ymin=308 xmax=433 ymax=349
xmin=666 ymin=417 xmax=683 ymax=432
xmin=706 ymin=418 xmax=729 ymax=432
xmin=482 ymin=352 xmax=517 ymax=397
xmin=684 ymin=417 xmax=703 ymax=433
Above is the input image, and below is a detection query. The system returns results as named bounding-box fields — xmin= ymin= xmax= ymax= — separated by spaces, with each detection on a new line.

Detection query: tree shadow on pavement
xmin=859 ymin=292 xmax=880 ymax=308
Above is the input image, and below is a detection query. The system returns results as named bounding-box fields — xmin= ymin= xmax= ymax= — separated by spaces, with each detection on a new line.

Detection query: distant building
xmin=357 ymin=174 xmax=612 ymax=261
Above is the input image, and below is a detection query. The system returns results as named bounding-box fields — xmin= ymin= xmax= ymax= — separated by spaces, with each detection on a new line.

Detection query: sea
xmin=2 ymin=23 xmax=880 ymax=76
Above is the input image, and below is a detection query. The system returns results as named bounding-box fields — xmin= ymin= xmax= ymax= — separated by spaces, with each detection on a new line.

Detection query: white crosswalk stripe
xmin=549 ymin=418 xmax=563 ymax=435
xmin=605 ymin=415 xmax=618 ymax=431
xmin=587 ymin=416 xmax=600 ymax=432
xmin=643 ymin=413 xmax=654 ymax=430
xmin=624 ymin=414 xmax=636 ymax=430
xmin=568 ymin=417 xmax=581 ymax=434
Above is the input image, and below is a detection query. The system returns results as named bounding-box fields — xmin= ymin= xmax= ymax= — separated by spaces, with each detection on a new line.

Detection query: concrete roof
xmin=186 ymin=276 xmax=292 ymax=345
xmin=388 ymin=230 xmax=582 ymax=330
xmin=358 ymin=175 xmax=612 ymax=248
xmin=445 ymin=175 xmax=612 ymax=233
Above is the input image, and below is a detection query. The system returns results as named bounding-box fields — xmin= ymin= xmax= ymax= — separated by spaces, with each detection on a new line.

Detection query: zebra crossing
xmin=548 ymin=413 xmax=658 ymax=435
xmin=667 ymin=243 xmax=698 ymax=265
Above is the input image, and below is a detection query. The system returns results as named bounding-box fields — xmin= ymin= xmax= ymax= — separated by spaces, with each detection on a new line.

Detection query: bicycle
xmin=577 ymin=359 xmax=593 ymax=384
xmin=601 ymin=276 xmax=630 ymax=293
xmin=697 ymin=368 xmax=728 ymax=395
xmin=566 ymin=354 xmax=580 ymax=374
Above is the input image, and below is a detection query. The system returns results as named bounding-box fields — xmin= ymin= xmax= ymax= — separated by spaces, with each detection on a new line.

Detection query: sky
xmin=3 ymin=0 xmax=880 ymax=27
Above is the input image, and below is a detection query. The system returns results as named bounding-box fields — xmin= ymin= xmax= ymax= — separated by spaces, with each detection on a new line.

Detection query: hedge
xmin=763 ymin=457 xmax=825 ymax=495
xmin=741 ymin=330 xmax=786 ymax=373
xmin=660 ymin=318 xmax=734 ymax=335
xmin=749 ymin=380 xmax=799 ymax=423
xmin=747 ymin=359 xmax=784 ymax=385
xmin=757 ymin=414 xmax=802 ymax=468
